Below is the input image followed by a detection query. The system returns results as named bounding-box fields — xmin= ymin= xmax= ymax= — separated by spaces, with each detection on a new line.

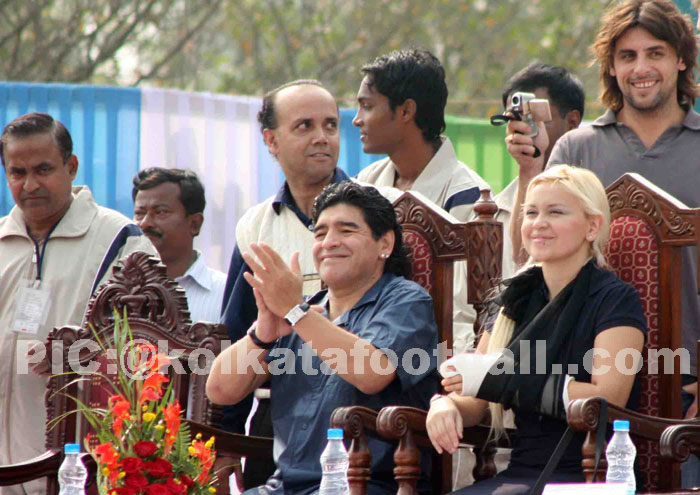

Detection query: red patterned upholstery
xmin=605 ymin=215 xmax=659 ymax=491
xmin=403 ymin=231 xmax=434 ymax=294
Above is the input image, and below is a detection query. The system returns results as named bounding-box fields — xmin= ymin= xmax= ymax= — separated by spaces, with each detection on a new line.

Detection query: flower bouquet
xmin=60 ymin=310 xmax=217 ymax=495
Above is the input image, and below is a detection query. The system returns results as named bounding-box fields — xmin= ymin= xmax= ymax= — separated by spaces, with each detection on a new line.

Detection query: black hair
xmin=361 ymin=48 xmax=447 ymax=144
xmin=501 ymin=62 xmax=585 ymax=119
xmin=132 ymin=167 xmax=206 ymax=216
xmin=257 ymin=79 xmax=326 ymax=134
xmin=312 ymin=181 xmax=411 ymax=278
xmin=0 ymin=112 xmax=73 ymax=167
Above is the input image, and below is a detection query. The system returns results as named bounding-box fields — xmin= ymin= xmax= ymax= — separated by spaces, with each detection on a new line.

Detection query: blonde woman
xmin=427 ymin=165 xmax=646 ymax=494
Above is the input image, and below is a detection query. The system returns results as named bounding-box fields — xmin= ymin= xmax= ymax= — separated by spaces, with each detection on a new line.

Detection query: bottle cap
xmin=327 ymin=428 xmax=344 ymax=439
xmin=613 ymin=420 xmax=630 ymax=431
xmin=64 ymin=443 xmax=81 ymax=454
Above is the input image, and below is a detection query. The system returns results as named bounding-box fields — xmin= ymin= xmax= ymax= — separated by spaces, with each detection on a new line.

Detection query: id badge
xmin=11 ymin=279 xmax=52 ymax=335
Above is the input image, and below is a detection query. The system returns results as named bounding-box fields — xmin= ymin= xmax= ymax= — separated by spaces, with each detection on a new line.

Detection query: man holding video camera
xmin=491 ymin=62 xmax=585 ymax=277
xmin=505 ymin=1 xmax=700 ymax=487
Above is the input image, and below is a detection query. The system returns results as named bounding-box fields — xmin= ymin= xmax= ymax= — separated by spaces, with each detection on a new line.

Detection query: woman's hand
xmin=426 ymin=396 xmax=463 ymax=454
xmin=441 ymin=371 xmax=463 ymax=394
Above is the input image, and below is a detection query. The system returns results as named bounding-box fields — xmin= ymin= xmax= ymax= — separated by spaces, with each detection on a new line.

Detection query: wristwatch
xmin=284 ymin=302 xmax=310 ymax=326
xmin=247 ymin=324 xmax=277 ymax=350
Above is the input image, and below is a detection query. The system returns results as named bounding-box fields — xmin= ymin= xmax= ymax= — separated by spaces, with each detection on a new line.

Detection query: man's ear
xmin=188 ymin=212 xmax=204 ymax=237
xmin=379 ymin=230 xmax=395 ymax=258
xmin=66 ymin=155 xmax=78 ymax=179
xmin=399 ymin=99 xmax=417 ymax=123
xmin=565 ymin=110 xmax=581 ymax=131
xmin=678 ymin=57 xmax=687 ymax=72
xmin=262 ymin=129 xmax=278 ymax=156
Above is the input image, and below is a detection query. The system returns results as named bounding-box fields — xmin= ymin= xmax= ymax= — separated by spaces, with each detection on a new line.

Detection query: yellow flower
xmin=142 ymin=405 xmax=148 ymax=412
xmin=143 ymin=412 xmax=156 ymax=422
xmin=208 ymin=488 xmax=216 ymax=493
xmin=196 ymin=433 xmax=202 ymax=440
xmin=118 ymin=472 xmax=126 ymax=479
xmin=205 ymin=436 xmax=215 ymax=449
xmin=102 ymin=467 xmax=110 ymax=476
xmin=188 ymin=446 xmax=196 ymax=456
xmin=155 ymin=424 xmax=165 ymax=430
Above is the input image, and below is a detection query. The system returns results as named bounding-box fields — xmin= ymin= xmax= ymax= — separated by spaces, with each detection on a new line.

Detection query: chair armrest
xmin=660 ymin=423 xmax=700 ymax=462
xmin=376 ymin=406 xmax=515 ymax=495
xmin=186 ymin=420 xmax=273 ymax=459
xmin=331 ymin=406 xmax=378 ymax=495
xmin=567 ymin=397 xmax=700 ymax=441
xmin=567 ymin=397 xmax=700 ymax=485
xmin=0 ymin=450 xmax=62 ymax=485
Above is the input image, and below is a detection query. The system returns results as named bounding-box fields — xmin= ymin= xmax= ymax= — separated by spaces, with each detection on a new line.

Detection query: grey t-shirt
xmin=548 ymin=108 xmax=700 ymax=376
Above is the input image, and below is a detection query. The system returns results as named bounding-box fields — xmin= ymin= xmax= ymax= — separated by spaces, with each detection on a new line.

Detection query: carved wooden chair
xmin=0 ymin=252 xmax=272 ymax=494
xmin=374 ymin=173 xmax=700 ymax=495
xmin=331 ymin=190 xmax=503 ymax=495
xmin=567 ymin=172 xmax=700 ymax=493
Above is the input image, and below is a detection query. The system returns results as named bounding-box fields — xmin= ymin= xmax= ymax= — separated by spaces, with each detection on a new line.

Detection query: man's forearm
xmin=206 ymin=336 xmax=269 ymax=405
xmin=292 ymin=310 xmax=395 ymax=395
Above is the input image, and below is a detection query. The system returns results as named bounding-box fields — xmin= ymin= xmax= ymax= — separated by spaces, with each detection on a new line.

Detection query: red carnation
xmin=120 ymin=456 xmax=144 ymax=474
xmin=133 ymin=440 xmax=158 ymax=458
xmin=145 ymin=483 xmax=171 ymax=495
xmin=110 ymin=487 xmax=137 ymax=495
xmin=143 ymin=457 xmax=173 ymax=478
xmin=179 ymin=474 xmax=194 ymax=488
xmin=124 ymin=472 xmax=149 ymax=491
xmin=164 ymin=477 xmax=186 ymax=495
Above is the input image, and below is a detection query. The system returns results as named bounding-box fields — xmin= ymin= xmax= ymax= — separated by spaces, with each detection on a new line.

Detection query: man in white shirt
xmin=132 ymin=167 xmax=226 ymax=323
xmin=0 ymin=112 xmax=155 ymax=495
xmin=354 ymin=48 xmax=490 ymax=352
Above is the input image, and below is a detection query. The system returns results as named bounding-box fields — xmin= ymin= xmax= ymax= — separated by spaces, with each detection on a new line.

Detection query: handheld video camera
xmin=490 ymin=91 xmax=552 ymax=138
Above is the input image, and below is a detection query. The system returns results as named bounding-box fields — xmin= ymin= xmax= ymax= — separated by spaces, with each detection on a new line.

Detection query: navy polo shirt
xmin=260 ymin=273 xmax=439 ymax=495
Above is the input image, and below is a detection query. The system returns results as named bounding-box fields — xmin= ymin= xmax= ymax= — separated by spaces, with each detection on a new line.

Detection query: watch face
xmin=285 ymin=305 xmax=307 ymax=325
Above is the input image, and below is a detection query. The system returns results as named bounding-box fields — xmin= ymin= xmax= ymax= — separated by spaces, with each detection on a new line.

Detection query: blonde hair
xmin=487 ymin=165 xmax=610 ymax=439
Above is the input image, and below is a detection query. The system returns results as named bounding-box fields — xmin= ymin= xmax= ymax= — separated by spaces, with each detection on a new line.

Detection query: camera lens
xmin=512 ymin=95 xmax=520 ymax=105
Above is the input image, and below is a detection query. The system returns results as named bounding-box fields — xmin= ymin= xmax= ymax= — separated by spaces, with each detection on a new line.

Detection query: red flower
xmin=179 ymin=474 xmax=194 ymax=488
xmin=164 ymin=477 xmax=186 ymax=495
xmin=162 ymin=402 xmax=181 ymax=449
xmin=119 ymin=456 xmax=144 ymax=474
xmin=143 ymin=457 xmax=173 ymax=478
xmin=133 ymin=440 xmax=158 ymax=458
xmin=123 ymin=472 xmax=149 ymax=491
xmin=145 ymin=483 xmax=170 ymax=495
xmin=110 ymin=488 xmax=137 ymax=495
xmin=108 ymin=395 xmax=132 ymax=438
xmin=94 ymin=442 xmax=119 ymax=469
xmin=139 ymin=372 xmax=169 ymax=404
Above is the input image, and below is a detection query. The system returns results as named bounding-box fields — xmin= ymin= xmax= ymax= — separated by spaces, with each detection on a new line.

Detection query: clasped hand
xmin=242 ymin=242 xmax=305 ymax=342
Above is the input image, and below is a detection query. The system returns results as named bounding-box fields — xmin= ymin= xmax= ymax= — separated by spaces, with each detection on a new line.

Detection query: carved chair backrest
xmin=604 ymin=173 xmax=700 ymax=491
xmin=393 ymin=190 xmax=502 ymax=495
xmin=46 ymin=252 xmax=228 ymax=460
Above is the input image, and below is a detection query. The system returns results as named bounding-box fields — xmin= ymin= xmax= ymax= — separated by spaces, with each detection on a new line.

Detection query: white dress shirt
xmin=175 ymin=250 xmax=227 ymax=323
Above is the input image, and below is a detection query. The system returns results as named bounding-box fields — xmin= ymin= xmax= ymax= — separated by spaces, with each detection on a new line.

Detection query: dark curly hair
xmin=312 ymin=181 xmax=411 ymax=278
xmin=592 ymin=0 xmax=699 ymax=111
xmin=361 ymin=48 xmax=447 ymax=144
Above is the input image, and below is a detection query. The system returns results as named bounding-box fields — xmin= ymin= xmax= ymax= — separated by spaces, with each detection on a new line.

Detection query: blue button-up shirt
xmin=219 ymin=168 xmax=351 ymax=433
xmin=260 ymin=273 xmax=439 ymax=495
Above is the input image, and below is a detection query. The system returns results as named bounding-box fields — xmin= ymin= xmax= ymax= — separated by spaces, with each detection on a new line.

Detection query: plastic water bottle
xmin=319 ymin=428 xmax=349 ymax=495
xmin=606 ymin=420 xmax=636 ymax=495
xmin=58 ymin=444 xmax=87 ymax=495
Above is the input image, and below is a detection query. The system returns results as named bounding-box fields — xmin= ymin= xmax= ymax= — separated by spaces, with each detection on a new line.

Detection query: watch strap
xmin=284 ymin=301 xmax=310 ymax=326
xmin=247 ymin=324 xmax=277 ymax=350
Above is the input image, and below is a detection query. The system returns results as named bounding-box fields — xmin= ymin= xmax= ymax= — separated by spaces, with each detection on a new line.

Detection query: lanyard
xmin=31 ymin=221 xmax=61 ymax=281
